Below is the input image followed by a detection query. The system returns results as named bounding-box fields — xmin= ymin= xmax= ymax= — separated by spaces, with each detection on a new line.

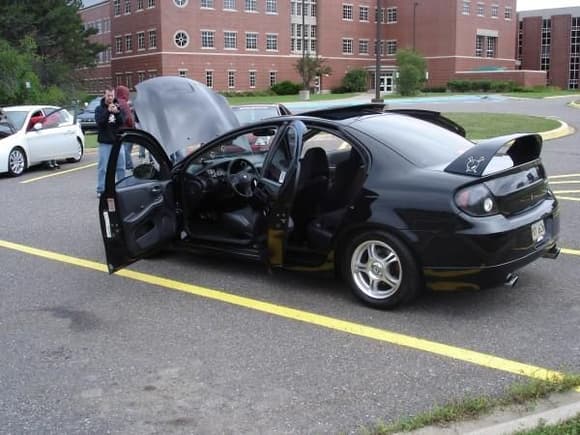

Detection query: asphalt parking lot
xmin=1 ymin=96 xmax=579 ymax=434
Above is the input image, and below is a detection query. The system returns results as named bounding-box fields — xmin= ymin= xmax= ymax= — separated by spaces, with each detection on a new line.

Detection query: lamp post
xmin=302 ymin=0 xmax=306 ymax=90
xmin=413 ymin=2 xmax=419 ymax=52
xmin=372 ymin=0 xmax=383 ymax=103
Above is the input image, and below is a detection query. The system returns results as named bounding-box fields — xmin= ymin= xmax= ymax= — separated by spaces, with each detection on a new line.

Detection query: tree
xmin=396 ymin=49 xmax=427 ymax=96
xmin=0 ymin=0 xmax=105 ymax=91
xmin=294 ymin=55 xmax=332 ymax=91
xmin=341 ymin=69 xmax=368 ymax=92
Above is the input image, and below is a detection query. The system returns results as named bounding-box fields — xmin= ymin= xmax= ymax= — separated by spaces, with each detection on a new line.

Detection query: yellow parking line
xmin=20 ymin=163 xmax=97 ymax=184
xmin=0 ymin=238 xmax=573 ymax=384
xmin=556 ymin=196 xmax=580 ymax=202
xmin=561 ymin=247 xmax=580 ymax=256
xmin=549 ymin=173 xmax=580 ymax=179
xmin=550 ymin=181 xmax=580 ymax=185
xmin=553 ymin=190 xmax=580 ymax=194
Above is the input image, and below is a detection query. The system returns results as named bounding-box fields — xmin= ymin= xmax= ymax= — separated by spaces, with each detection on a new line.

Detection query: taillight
xmin=455 ymin=184 xmax=498 ymax=216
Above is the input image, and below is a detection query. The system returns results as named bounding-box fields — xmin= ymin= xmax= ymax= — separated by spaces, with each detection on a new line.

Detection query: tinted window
xmin=351 ymin=114 xmax=474 ymax=167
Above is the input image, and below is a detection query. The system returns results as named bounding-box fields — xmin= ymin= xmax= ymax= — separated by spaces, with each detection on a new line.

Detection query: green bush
xmin=340 ymin=69 xmax=367 ymax=92
xmin=447 ymin=80 xmax=471 ymax=92
xmin=271 ymin=81 xmax=301 ymax=95
xmin=447 ymin=79 xmax=518 ymax=93
xmin=219 ymin=89 xmax=276 ymax=98
xmin=330 ymin=86 xmax=348 ymax=94
xmin=422 ymin=86 xmax=447 ymax=93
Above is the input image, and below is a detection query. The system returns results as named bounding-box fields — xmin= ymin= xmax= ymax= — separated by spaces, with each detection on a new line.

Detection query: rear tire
xmin=8 ymin=147 xmax=27 ymax=177
xmin=341 ymin=230 xmax=420 ymax=308
xmin=67 ymin=139 xmax=84 ymax=163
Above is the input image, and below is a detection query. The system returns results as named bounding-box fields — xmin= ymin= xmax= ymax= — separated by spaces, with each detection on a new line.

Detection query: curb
xmin=539 ymin=119 xmax=575 ymax=141
xmin=568 ymin=100 xmax=580 ymax=109
xmin=399 ymin=390 xmax=580 ymax=435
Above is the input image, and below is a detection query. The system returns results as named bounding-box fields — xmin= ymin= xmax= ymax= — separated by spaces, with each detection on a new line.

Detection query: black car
xmin=77 ymin=96 xmax=100 ymax=132
xmin=99 ymin=77 xmax=560 ymax=308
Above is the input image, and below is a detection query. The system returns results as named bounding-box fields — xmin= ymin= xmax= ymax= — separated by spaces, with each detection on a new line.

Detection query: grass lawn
xmin=226 ymin=92 xmax=359 ymax=105
xmin=513 ymin=413 xmax=580 ymax=434
xmin=444 ymin=112 xmax=560 ymax=140
xmin=84 ymin=132 xmax=98 ymax=149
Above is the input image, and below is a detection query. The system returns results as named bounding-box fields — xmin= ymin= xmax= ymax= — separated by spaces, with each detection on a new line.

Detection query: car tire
xmin=8 ymin=147 xmax=27 ymax=177
xmin=67 ymin=139 xmax=84 ymax=163
xmin=341 ymin=230 xmax=420 ymax=309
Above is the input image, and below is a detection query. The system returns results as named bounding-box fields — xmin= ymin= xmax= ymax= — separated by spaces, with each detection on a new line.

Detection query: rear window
xmin=352 ymin=114 xmax=474 ymax=167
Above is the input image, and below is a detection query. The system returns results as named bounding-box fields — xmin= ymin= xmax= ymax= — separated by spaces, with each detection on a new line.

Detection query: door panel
xmin=99 ymin=130 xmax=177 ymax=272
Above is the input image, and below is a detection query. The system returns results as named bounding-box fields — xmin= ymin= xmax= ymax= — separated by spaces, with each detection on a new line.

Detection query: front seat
xmin=291 ymin=147 xmax=329 ymax=238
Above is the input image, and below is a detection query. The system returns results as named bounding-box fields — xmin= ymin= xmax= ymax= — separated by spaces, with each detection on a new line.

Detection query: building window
xmin=387 ymin=40 xmax=397 ymax=55
xmin=116 ymin=74 xmax=123 ymax=86
xmin=249 ymin=70 xmax=257 ymax=88
xmin=149 ymin=30 xmax=157 ymax=48
xmin=124 ymin=0 xmax=131 ymax=14
xmin=504 ymin=7 xmax=512 ymax=20
xmin=269 ymin=71 xmax=277 ymax=87
xmin=245 ymin=0 xmax=257 ymax=12
xmin=148 ymin=0 xmax=156 ymax=7
xmin=224 ymin=31 xmax=237 ymax=49
xmin=174 ymin=0 xmax=188 ymax=6
xmin=148 ymin=70 xmax=158 ymax=78
xmin=137 ymin=0 xmax=144 ymax=10
xmin=228 ymin=70 xmax=236 ymax=88
xmin=570 ymin=17 xmax=580 ymax=88
xmin=245 ymin=32 xmax=258 ymax=50
xmin=462 ymin=1 xmax=470 ymax=15
xmin=201 ymin=30 xmax=215 ymax=48
xmin=359 ymin=39 xmax=369 ymax=55
xmin=206 ymin=70 xmax=214 ymax=88
xmin=491 ymin=4 xmax=498 ymax=17
xmin=311 ymin=2 xmax=316 ymax=17
xmin=486 ymin=36 xmax=497 ymax=57
xmin=125 ymin=73 xmax=132 ymax=88
xmin=386 ymin=7 xmax=397 ymax=23
xmin=541 ymin=19 xmax=551 ymax=75
xmin=178 ymin=69 xmax=188 ymax=77
xmin=125 ymin=34 xmax=132 ymax=51
xmin=477 ymin=3 xmax=484 ymax=16
xmin=201 ymin=0 xmax=214 ymax=8
xmin=359 ymin=6 xmax=369 ymax=21
xmin=115 ymin=36 xmax=123 ymax=53
xmin=342 ymin=4 xmax=353 ymax=20
xmin=342 ymin=38 xmax=353 ymax=54
xmin=476 ymin=35 xmax=484 ymax=57
xmin=174 ymin=31 xmax=189 ymax=48
xmin=375 ymin=7 xmax=385 ymax=23
xmin=137 ymin=32 xmax=145 ymax=50
xmin=266 ymin=34 xmax=278 ymax=50
xmin=224 ymin=0 xmax=236 ymax=9
xmin=266 ymin=0 xmax=277 ymax=13
xmin=113 ymin=0 xmax=121 ymax=16
xmin=138 ymin=71 xmax=145 ymax=83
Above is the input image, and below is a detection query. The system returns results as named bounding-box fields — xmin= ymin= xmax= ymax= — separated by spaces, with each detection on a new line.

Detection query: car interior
xmin=178 ymin=124 xmax=368 ymax=261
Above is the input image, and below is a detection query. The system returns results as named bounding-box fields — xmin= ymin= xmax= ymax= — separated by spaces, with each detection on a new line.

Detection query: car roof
xmin=3 ymin=105 xmax=58 ymax=112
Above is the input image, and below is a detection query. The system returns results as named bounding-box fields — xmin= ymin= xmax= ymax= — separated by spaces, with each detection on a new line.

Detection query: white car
xmin=0 ymin=105 xmax=85 ymax=176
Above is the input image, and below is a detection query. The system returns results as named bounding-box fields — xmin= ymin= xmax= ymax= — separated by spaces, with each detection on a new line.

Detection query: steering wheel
xmin=226 ymin=158 xmax=259 ymax=198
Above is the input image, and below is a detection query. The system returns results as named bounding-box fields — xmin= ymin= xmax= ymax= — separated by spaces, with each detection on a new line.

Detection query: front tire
xmin=341 ymin=230 xmax=420 ymax=308
xmin=67 ymin=139 xmax=84 ymax=163
xmin=8 ymin=147 xmax=27 ymax=177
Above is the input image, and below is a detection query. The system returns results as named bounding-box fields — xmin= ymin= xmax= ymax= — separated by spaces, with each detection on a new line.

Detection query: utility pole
xmin=372 ymin=0 xmax=383 ymax=103
xmin=413 ymin=2 xmax=419 ymax=51
xmin=302 ymin=0 xmax=307 ymax=90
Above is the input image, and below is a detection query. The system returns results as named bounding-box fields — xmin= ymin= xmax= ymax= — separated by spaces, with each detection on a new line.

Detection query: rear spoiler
xmin=386 ymin=109 xmax=466 ymax=137
xmin=445 ymin=133 xmax=543 ymax=177
xmin=298 ymin=103 xmax=385 ymax=120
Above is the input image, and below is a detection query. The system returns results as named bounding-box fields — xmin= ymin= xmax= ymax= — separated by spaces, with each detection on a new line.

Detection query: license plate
xmin=531 ymin=220 xmax=545 ymax=243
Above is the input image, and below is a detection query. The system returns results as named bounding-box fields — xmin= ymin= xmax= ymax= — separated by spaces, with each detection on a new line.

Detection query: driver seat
xmin=222 ymin=206 xmax=260 ymax=240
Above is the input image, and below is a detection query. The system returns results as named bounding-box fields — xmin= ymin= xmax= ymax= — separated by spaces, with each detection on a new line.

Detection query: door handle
xmin=151 ymin=186 xmax=162 ymax=194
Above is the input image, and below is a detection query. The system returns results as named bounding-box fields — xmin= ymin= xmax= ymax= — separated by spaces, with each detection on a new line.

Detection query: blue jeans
xmin=97 ymin=143 xmax=126 ymax=194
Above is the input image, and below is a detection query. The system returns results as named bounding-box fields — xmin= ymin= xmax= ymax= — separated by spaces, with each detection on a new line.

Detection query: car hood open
xmin=133 ymin=76 xmax=240 ymax=157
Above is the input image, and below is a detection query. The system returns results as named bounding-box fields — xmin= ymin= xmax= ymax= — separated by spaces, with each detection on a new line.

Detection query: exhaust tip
xmin=505 ymin=273 xmax=519 ymax=287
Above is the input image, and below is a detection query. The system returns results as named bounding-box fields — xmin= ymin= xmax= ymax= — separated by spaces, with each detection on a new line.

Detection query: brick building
xmin=79 ymin=0 xmax=519 ymax=94
xmin=517 ymin=7 xmax=580 ymax=89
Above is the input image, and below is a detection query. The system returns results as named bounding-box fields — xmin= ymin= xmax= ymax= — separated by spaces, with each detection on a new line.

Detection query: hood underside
xmin=133 ymin=77 xmax=240 ymax=157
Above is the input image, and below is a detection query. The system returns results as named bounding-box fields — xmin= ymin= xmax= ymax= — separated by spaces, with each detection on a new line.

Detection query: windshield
xmin=232 ymin=107 xmax=280 ymax=124
xmin=351 ymin=114 xmax=474 ymax=167
xmin=86 ymin=97 xmax=100 ymax=111
xmin=4 ymin=111 xmax=28 ymax=131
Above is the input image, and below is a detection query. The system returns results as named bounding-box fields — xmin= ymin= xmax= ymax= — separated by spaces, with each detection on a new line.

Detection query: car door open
xmin=99 ymin=130 xmax=177 ymax=273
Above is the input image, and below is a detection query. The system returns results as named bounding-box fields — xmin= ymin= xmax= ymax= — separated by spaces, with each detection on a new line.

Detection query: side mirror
xmin=33 ymin=122 xmax=43 ymax=131
xmin=133 ymin=163 xmax=158 ymax=180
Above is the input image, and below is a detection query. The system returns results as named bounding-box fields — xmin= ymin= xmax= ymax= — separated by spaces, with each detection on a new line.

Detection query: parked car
xmin=1 ymin=105 xmax=85 ymax=176
xmin=77 ymin=96 xmax=100 ymax=133
xmin=99 ymin=77 xmax=560 ymax=308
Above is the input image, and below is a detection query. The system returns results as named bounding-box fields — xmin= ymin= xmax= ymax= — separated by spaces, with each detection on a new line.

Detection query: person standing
xmin=115 ymin=85 xmax=135 ymax=169
xmin=95 ymin=86 xmax=125 ymax=197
